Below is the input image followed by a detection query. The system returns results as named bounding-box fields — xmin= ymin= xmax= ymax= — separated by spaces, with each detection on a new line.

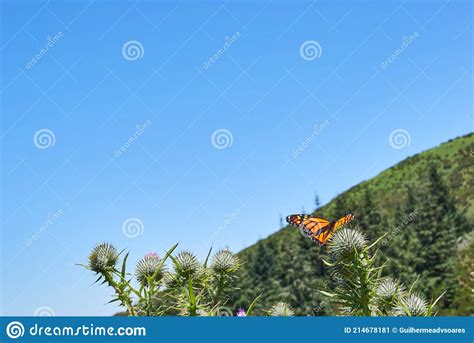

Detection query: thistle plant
xmin=80 ymin=243 xmax=248 ymax=316
xmin=208 ymin=249 xmax=240 ymax=305
xmin=319 ymin=228 xmax=444 ymax=316
xmin=81 ymin=242 xmax=295 ymax=317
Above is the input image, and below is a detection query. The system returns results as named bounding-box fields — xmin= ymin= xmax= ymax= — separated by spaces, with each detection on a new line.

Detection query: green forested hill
xmin=231 ymin=133 xmax=474 ymax=316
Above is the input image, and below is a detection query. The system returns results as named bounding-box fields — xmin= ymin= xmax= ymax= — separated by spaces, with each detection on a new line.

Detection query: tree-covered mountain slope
xmin=231 ymin=133 xmax=474 ymax=316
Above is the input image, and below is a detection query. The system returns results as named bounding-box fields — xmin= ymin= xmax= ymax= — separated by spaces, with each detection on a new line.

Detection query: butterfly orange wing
xmin=286 ymin=214 xmax=331 ymax=237
xmin=309 ymin=214 xmax=354 ymax=245
xmin=333 ymin=214 xmax=354 ymax=231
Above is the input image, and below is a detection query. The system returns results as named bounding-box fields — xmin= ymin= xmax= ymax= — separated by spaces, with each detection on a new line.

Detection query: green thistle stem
xmin=146 ymin=277 xmax=155 ymax=316
xmin=103 ymin=272 xmax=137 ymax=316
xmin=356 ymin=250 xmax=371 ymax=316
xmin=112 ymin=270 xmax=142 ymax=298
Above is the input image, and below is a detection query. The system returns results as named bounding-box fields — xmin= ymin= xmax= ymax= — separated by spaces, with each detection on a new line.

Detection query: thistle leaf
xmin=121 ymin=252 xmax=129 ymax=278
xmin=203 ymin=246 xmax=213 ymax=268
xmin=246 ymin=294 xmax=262 ymax=316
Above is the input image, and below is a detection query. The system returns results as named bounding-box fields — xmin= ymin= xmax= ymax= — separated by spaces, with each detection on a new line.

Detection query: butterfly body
xmin=286 ymin=213 xmax=354 ymax=245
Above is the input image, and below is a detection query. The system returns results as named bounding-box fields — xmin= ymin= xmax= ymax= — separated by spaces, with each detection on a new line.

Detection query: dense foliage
xmin=321 ymin=228 xmax=442 ymax=316
xmin=231 ymin=134 xmax=473 ymax=315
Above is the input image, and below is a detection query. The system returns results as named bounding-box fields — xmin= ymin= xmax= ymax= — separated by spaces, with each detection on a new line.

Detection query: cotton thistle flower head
xmin=327 ymin=228 xmax=367 ymax=260
xmin=135 ymin=252 xmax=164 ymax=284
xmin=211 ymin=249 xmax=238 ymax=273
xmin=394 ymin=293 xmax=428 ymax=316
xmin=269 ymin=302 xmax=294 ymax=317
xmin=174 ymin=251 xmax=199 ymax=276
xmin=88 ymin=242 xmax=119 ymax=273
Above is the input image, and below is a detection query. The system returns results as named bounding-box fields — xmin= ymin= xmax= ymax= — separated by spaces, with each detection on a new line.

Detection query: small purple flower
xmin=145 ymin=252 xmax=158 ymax=258
xmin=236 ymin=308 xmax=246 ymax=317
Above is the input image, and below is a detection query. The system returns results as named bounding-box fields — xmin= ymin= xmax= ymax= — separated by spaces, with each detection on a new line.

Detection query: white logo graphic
xmin=6 ymin=321 xmax=24 ymax=339
xmin=34 ymin=306 xmax=55 ymax=316
xmin=211 ymin=129 xmax=233 ymax=150
xmin=389 ymin=129 xmax=411 ymax=149
xmin=300 ymin=40 xmax=322 ymax=61
xmin=122 ymin=40 xmax=144 ymax=61
xmin=122 ymin=217 xmax=144 ymax=238
xmin=33 ymin=129 xmax=55 ymax=149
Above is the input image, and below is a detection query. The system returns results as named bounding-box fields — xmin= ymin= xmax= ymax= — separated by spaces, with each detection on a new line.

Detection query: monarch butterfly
xmin=286 ymin=213 xmax=354 ymax=245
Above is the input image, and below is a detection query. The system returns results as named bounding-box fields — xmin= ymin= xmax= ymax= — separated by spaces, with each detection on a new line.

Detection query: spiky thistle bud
xmin=211 ymin=249 xmax=238 ymax=273
xmin=174 ymin=251 xmax=199 ymax=275
xmin=269 ymin=302 xmax=294 ymax=317
xmin=135 ymin=252 xmax=164 ymax=284
xmin=327 ymin=228 xmax=367 ymax=260
xmin=88 ymin=243 xmax=119 ymax=273
xmin=394 ymin=293 xmax=428 ymax=316
xmin=376 ymin=277 xmax=404 ymax=299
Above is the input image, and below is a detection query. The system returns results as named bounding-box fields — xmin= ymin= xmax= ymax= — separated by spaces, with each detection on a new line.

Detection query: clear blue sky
xmin=1 ymin=0 xmax=472 ymax=316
